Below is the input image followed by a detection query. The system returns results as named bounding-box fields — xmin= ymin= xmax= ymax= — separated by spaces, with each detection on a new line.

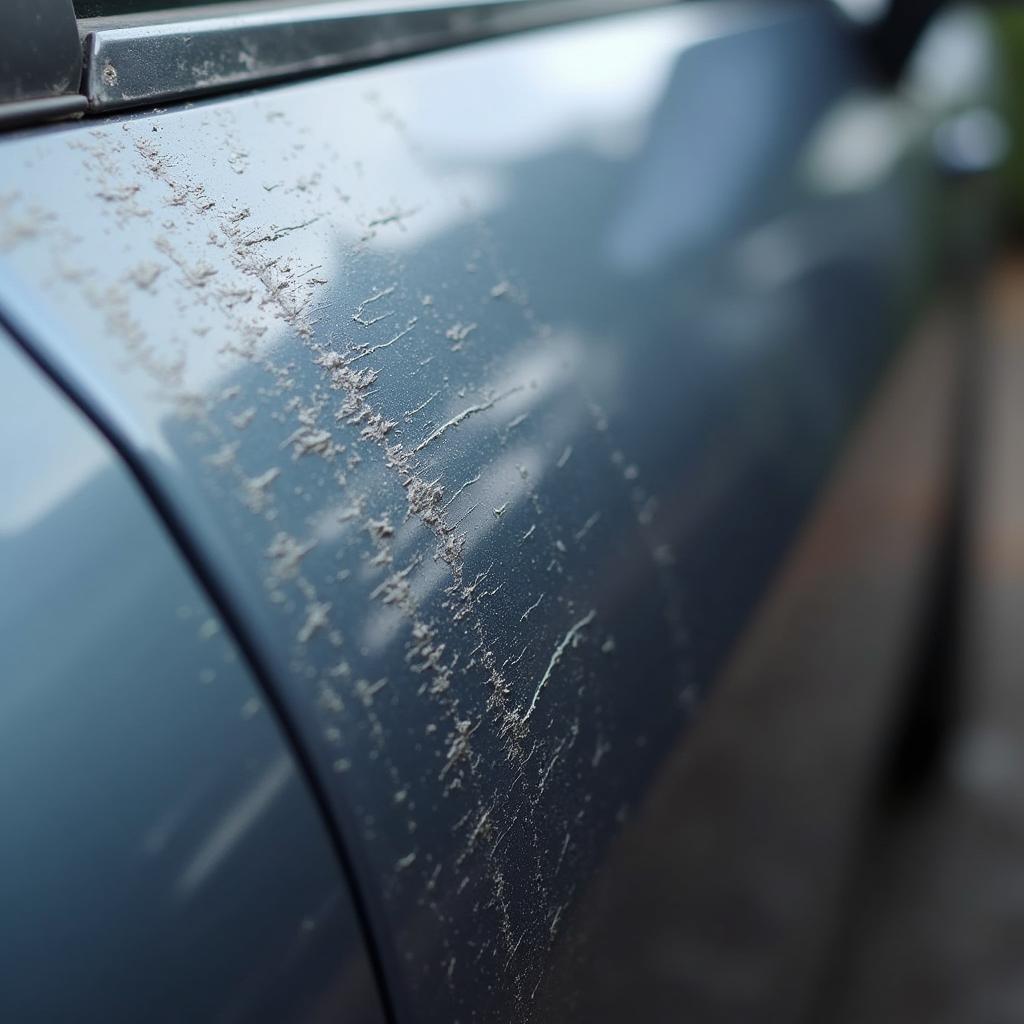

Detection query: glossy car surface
xmin=0 ymin=1 xmax=1001 ymax=1021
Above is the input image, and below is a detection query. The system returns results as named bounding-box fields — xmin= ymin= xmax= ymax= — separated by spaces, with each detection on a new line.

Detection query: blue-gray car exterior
xmin=0 ymin=2 xmax=1000 ymax=1022
xmin=0 ymin=331 xmax=388 ymax=1024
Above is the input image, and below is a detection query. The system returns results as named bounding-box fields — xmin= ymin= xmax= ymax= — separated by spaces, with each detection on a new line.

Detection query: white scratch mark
xmin=451 ymin=501 xmax=479 ymax=528
xmin=520 ymin=593 xmax=544 ymax=623
xmin=442 ymin=474 xmax=481 ymax=512
xmin=501 ymin=642 xmax=529 ymax=670
xmin=413 ymin=387 xmax=523 ymax=453
xmin=522 ymin=610 xmax=596 ymax=725
xmin=352 ymin=285 xmax=395 ymax=326
xmin=406 ymin=390 xmax=440 ymax=420
xmin=573 ymin=511 xmax=601 ymax=543
xmin=348 ymin=319 xmax=416 ymax=363
xmin=555 ymin=830 xmax=571 ymax=873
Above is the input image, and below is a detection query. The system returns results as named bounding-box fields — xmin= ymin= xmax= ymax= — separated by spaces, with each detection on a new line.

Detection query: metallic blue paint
xmin=0 ymin=332 xmax=388 ymax=1024
xmin=0 ymin=3 xmax=998 ymax=1021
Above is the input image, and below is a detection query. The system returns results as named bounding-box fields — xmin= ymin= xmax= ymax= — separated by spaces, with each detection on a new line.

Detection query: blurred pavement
xmin=825 ymin=253 xmax=1024 ymax=1024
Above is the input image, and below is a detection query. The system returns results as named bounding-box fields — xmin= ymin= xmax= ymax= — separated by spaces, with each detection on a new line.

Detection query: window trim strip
xmin=80 ymin=0 xmax=682 ymax=113
xmin=0 ymin=0 xmax=83 ymax=129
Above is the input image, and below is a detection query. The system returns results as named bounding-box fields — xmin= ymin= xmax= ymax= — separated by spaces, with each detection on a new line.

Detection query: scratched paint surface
xmin=0 ymin=5 xmax=932 ymax=1021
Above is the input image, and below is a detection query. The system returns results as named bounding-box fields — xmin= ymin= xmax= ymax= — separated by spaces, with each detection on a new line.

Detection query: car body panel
xmin=0 ymin=3 xmax=996 ymax=1021
xmin=0 ymin=331 xmax=387 ymax=1024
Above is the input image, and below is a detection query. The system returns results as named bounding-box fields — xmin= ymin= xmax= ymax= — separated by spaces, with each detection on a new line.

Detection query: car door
xmin=0 ymin=1 xmax=1002 ymax=1021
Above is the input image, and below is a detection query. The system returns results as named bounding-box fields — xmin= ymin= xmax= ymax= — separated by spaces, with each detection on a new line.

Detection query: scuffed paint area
xmin=0 ymin=6 xmax=920 ymax=1021
xmin=0 ymin=81 xmax=689 ymax=1017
